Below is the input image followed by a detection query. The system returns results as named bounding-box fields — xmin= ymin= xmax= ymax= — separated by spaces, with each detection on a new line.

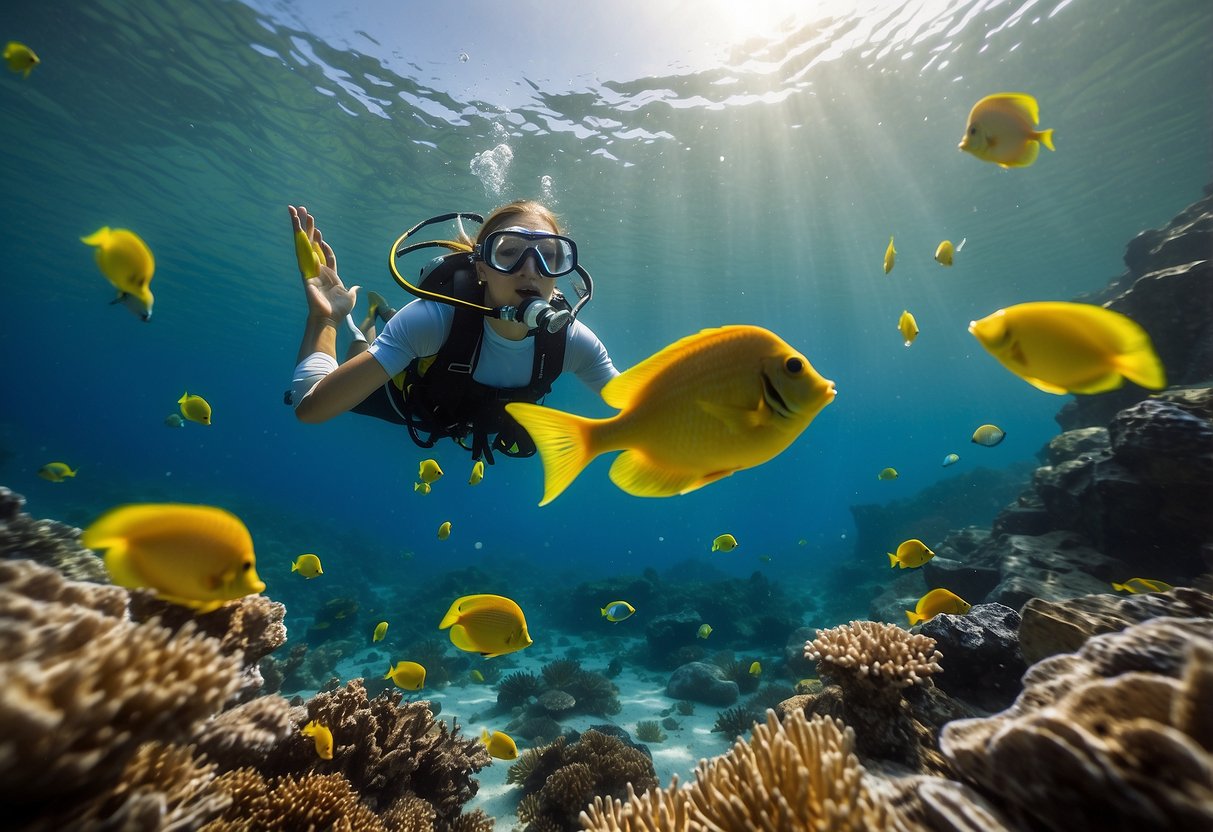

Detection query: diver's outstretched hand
xmin=288 ymin=205 xmax=360 ymax=323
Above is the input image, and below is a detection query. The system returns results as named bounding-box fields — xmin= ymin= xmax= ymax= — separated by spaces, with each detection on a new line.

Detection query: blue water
xmin=1 ymin=0 xmax=1209 ymax=622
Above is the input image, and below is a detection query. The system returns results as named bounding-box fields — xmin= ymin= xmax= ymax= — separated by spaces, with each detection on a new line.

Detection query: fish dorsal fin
xmin=992 ymin=92 xmax=1039 ymax=124
xmin=600 ymin=326 xmax=734 ymax=410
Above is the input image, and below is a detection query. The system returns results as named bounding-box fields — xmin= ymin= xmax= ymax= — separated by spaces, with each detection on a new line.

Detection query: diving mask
xmin=474 ymin=227 xmax=578 ymax=278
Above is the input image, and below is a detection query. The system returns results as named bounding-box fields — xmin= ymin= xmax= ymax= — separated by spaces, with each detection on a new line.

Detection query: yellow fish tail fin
xmin=906 ymin=610 xmax=923 ymax=626
xmin=504 ymin=402 xmax=598 ymax=506
xmin=1111 ymin=582 xmax=1127 ymax=592
xmin=609 ymin=451 xmax=724 ymax=498
xmin=888 ymin=552 xmax=898 ymax=568
xmin=1115 ymin=345 xmax=1167 ymax=391
xmin=1037 ymin=128 xmax=1055 ymax=151
xmin=80 ymin=227 xmax=112 ymax=248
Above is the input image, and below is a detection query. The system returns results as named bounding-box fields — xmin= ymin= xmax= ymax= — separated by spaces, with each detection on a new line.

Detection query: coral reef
xmin=634 ymin=721 xmax=667 ymax=743
xmin=803 ymin=620 xmax=945 ymax=768
xmin=510 ymin=730 xmax=657 ymax=832
xmin=0 ymin=558 xmax=241 ymax=824
xmin=941 ymin=616 xmax=1213 ymax=830
xmin=497 ymin=670 xmax=545 ymax=708
xmin=0 ymin=487 xmax=108 ymax=582
xmin=711 ymin=706 xmax=759 ymax=740
xmin=582 ymin=711 xmax=897 ymax=832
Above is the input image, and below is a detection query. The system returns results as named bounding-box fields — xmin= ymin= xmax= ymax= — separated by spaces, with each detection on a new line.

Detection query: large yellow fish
xmin=506 ymin=326 xmax=836 ymax=506
xmin=439 ymin=593 xmax=532 ymax=658
xmin=81 ymin=227 xmax=155 ymax=321
xmin=81 ymin=503 xmax=266 ymax=612
xmin=969 ymin=302 xmax=1165 ymax=394
xmin=419 ymin=459 xmax=444 ymax=484
xmin=38 ymin=462 xmax=78 ymax=482
xmin=4 ymin=41 xmax=39 ymax=78
xmin=179 ymin=392 xmax=213 ymax=425
xmin=959 ymin=93 xmax=1055 ymax=168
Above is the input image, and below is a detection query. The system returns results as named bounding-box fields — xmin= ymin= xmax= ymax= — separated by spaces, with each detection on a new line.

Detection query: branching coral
xmin=0 ymin=559 xmax=241 ymax=819
xmin=565 ymin=670 xmax=621 ymax=716
xmin=512 ymin=730 xmax=657 ymax=831
xmin=192 ymin=694 xmax=296 ymax=771
xmin=634 ymin=721 xmax=667 ymax=743
xmin=711 ymin=706 xmax=759 ymax=740
xmin=802 ymin=620 xmax=944 ymax=767
xmin=0 ymin=487 xmax=108 ymax=583
xmin=941 ymin=616 xmax=1213 ymax=830
xmin=257 ymin=679 xmax=490 ymax=821
xmin=582 ymin=711 xmax=892 ymax=832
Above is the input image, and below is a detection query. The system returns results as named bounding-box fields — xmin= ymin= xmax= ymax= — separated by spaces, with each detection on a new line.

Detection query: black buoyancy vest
xmin=394 ymin=256 xmax=568 ymax=463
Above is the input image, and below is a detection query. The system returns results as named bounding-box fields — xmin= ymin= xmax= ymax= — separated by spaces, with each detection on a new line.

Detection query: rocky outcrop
xmin=1060 ymin=185 xmax=1213 ymax=431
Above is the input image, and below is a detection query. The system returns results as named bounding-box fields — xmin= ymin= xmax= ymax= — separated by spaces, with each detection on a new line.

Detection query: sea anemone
xmin=496 ymin=670 xmax=543 ymax=708
xmin=712 ymin=705 xmax=760 ymax=740
xmin=675 ymin=700 xmax=695 ymax=716
xmin=634 ymin=721 xmax=667 ymax=743
xmin=566 ymin=670 xmax=621 ymax=716
xmin=541 ymin=658 xmax=582 ymax=690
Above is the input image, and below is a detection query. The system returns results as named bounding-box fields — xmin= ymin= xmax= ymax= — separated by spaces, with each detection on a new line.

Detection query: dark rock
xmin=984 ymin=531 xmax=1131 ymax=610
xmin=918 ymin=603 xmax=1026 ymax=711
xmin=1018 ymin=586 xmax=1213 ymax=664
xmin=921 ymin=556 xmax=1001 ymax=603
xmin=783 ymin=626 xmax=817 ymax=677
xmin=1045 ymin=427 xmax=1110 ymax=465
xmin=644 ymin=608 xmax=701 ymax=663
xmin=665 ymin=661 xmax=739 ymax=706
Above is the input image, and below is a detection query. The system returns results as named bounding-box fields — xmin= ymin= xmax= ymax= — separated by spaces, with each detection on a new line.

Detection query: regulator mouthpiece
xmin=501 ymin=297 xmax=571 ymax=333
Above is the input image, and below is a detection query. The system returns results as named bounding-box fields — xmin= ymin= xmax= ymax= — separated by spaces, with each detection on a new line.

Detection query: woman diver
xmin=286 ymin=200 xmax=618 ymax=463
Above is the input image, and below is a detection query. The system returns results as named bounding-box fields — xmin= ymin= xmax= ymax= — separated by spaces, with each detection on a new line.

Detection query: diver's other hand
xmin=288 ymin=205 xmax=360 ymax=323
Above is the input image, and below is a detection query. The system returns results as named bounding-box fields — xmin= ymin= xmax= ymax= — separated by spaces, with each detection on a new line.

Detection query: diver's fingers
xmin=348 ymin=285 xmax=361 ymax=307
xmin=319 ymin=239 xmax=336 ymax=270
xmin=288 ymin=205 xmax=302 ymax=232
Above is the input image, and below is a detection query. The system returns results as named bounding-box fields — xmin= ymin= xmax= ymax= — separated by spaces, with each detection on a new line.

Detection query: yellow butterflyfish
xmin=419 ymin=459 xmax=444 ymax=484
xmin=38 ymin=462 xmax=77 ymax=482
xmin=301 ymin=720 xmax=334 ymax=759
xmin=373 ymin=621 xmax=389 ymax=642
xmin=81 ymin=227 xmax=154 ymax=321
xmin=437 ymin=521 xmax=452 ymax=540
xmin=898 ymin=310 xmax=919 ymax=347
xmin=469 ymin=459 xmax=485 ymax=485
xmin=969 ymin=302 xmax=1165 ymax=395
xmin=81 ymin=503 xmax=266 ymax=612
xmin=4 ymin=41 xmax=39 ymax=78
xmin=178 ymin=392 xmax=212 ymax=425
xmin=906 ymin=588 xmax=971 ymax=626
xmin=697 ymin=623 xmax=713 ymax=639
xmin=439 ymin=594 xmax=532 ymax=658
xmin=883 ymin=236 xmax=896 ymax=274
xmin=888 ymin=539 xmax=934 ymax=569
xmin=749 ymin=661 xmax=762 ymax=677
xmin=601 ymin=601 xmax=636 ymax=622
xmin=481 ymin=729 xmax=519 ymax=760
xmin=959 ymin=92 xmax=1055 ymax=168
xmin=934 ymin=240 xmax=954 ymax=266
xmin=970 ymin=424 xmax=1006 ymax=447
xmin=384 ymin=660 xmax=426 ymax=690
xmin=506 ymin=326 xmax=835 ymax=506
xmin=877 ymin=467 xmax=899 ymax=481
xmin=711 ymin=534 xmax=738 ymax=552
xmin=291 ymin=553 xmax=323 ymax=578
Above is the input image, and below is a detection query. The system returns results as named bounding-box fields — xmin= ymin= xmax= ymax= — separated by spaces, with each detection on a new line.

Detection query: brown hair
xmin=457 ymin=199 xmax=565 ymax=247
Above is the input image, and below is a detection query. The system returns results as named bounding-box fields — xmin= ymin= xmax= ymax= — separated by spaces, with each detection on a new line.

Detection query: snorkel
xmin=388 ymin=212 xmax=593 ymax=334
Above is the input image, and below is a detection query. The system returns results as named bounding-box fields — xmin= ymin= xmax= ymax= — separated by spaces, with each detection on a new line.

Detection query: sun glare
xmin=701 ymin=0 xmax=858 ymax=41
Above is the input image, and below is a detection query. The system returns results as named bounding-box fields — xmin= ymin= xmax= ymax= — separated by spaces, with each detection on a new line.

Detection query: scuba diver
xmin=286 ymin=200 xmax=618 ymax=464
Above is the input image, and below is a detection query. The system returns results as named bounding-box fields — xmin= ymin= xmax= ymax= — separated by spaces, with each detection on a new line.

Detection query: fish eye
xmin=242 ymin=560 xmax=252 ymax=571
xmin=968 ymin=126 xmax=977 ymax=135
xmin=785 ymin=357 xmax=804 ymax=374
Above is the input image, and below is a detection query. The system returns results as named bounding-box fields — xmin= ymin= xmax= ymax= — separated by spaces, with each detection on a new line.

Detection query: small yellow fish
xmin=4 ymin=41 xmax=39 ymax=78
xmin=373 ymin=621 xmax=389 ymax=642
xmin=749 ymin=661 xmax=762 ymax=677
xmin=81 ymin=227 xmax=155 ymax=321
xmin=178 ymin=392 xmax=212 ymax=425
xmin=419 ymin=458 xmax=444 ymax=484
xmin=482 ymin=729 xmax=519 ymax=761
xmin=934 ymin=240 xmax=954 ymax=266
xmin=293 ymin=228 xmax=325 ymax=279
xmin=883 ymin=236 xmax=896 ymax=274
xmin=81 ymin=503 xmax=266 ymax=612
xmin=601 ymin=600 xmax=636 ymax=622
xmin=164 ymin=414 xmax=185 ymax=428
xmin=942 ymin=453 xmax=960 ymax=467
xmin=468 ymin=459 xmax=485 ymax=485
xmin=898 ymin=310 xmax=919 ymax=347
xmin=470 ymin=669 xmax=485 ymax=683
xmin=877 ymin=467 xmax=899 ymax=481
xmin=439 ymin=594 xmax=532 ymax=657
xmin=1112 ymin=578 xmax=1174 ymax=594
xmin=384 ymin=660 xmax=426 ymax=690
xmin=506 ymin=326 xmax=835 ymax=505
xmin=906 ymin=588 xmax=971 ymax=626
xmin=414 ymin=481 xmax=431 ymax=495
xmin=697 ymin=623 xmax=713 ymax=639
xmin=38 ymin=462 xmax=77 ymax=482
xmin=711 ymin=533 xmax=738 ymax=552
xmin=969 ymin=302 xmax=1166 ymax=395
xmin=291 ymin=553 xmax=323 ymax=578
xmin=959 ymin=92 xmax=1055 ymax=168
xmin=888 ymin=539 xmax=935 ymax=569
xmin=301 ymin=720 xmax=334 ymax=760
xmin=971 ymin=424 xmax=1006 ymax=447
xmin=437 ymin=521 xmax=452 ymax=540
